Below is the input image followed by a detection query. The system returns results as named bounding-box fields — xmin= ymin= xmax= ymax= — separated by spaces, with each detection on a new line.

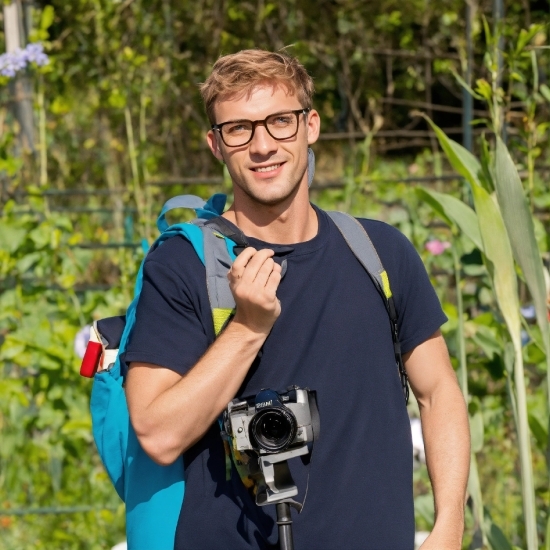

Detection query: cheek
xmin=225 ymin=153 xmax=248 ymax=173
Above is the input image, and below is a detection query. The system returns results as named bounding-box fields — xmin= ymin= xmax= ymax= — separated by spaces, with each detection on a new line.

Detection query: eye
xmin=270 ymin=115 xmax=293 ymax=126
xmin=225 ymin=122 xmax=252 ymax=135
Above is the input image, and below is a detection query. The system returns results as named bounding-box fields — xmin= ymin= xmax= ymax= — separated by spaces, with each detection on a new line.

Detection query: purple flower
xmin=0 ymin=49 xmax=27 ymax=77
xmin=0 ymin=43 xmax=49 ymax=78
xmin=425 ymin=239 xmax=451 ymax=256
xmin=24 ymin=42 xmax=49 ymax=67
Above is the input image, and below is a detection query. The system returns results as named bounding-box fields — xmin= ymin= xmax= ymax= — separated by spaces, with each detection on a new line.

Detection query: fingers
xmin=264 ymin=263 xmax=282 ymax=297
xmin=228 ymin=247 xmax=282 ymax=335
xmin=228 ymin=248 xmax=276 ymax=286
xmin=253 ymin=255 xmax=281 ymax=289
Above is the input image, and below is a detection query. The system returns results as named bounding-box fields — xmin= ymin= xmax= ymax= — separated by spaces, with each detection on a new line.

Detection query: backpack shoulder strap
xmin=196 ymin=219 xmax=238 ymax=334
xmin=327 ymin=211 xmax=409 ymax=404
xmin=156 ymin=193 xmax=227 ymax=232
xmin=156 ymin=193 xmax=245 ymax=335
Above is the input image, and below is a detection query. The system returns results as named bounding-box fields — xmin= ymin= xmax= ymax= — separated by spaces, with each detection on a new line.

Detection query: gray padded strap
xmin=327 ymin=211 xmax=386 ymax=296
xmin=157 ymin=195 xmax=207 ymax=232
xmin=200 ymin=225 xmax=236 ymax=310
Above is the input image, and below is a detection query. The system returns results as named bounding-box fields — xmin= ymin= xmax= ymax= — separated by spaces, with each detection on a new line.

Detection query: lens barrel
xmin=250 ymin=407 xmax=297 ymax=452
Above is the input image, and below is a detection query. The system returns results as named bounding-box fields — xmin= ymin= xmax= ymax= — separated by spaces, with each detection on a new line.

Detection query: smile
xmin=252 ymin=163 xmax=283 ymax=173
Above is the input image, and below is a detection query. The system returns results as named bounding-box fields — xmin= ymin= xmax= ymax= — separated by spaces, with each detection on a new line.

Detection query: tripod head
xmin=255 ymin=446 xmax=308 ymax=511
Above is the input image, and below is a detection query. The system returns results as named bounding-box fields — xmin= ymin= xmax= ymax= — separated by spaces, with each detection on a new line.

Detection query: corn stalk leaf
xmin=416 ymin=188 xmax=483 ymax=251
xmin=470 ymin=185 xmax=521 ymax=345
xmin=423 ymin=116 xmax=483 ymax=189
xmin=494 ymin=137 xmax=550 ymax=375
xmin=470 ymin=179 xmax=537 ymax=550
xmin=428 ymin=119 xmax=538 ymax=550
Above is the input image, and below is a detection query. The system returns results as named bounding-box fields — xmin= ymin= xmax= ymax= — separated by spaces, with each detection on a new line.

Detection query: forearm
xmin=128 ymin=320 xmax=266 ymax=464
xmin=418 ymin=378 xmax=470 ymax=544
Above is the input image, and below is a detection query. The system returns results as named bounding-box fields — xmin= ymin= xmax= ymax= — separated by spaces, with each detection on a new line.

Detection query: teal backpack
xmin=81 ymin=193 xmax=408 ymax=550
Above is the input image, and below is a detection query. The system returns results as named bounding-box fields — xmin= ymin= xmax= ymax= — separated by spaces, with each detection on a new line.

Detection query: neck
xmin=223 ymin=184 xmax=318 ymax=244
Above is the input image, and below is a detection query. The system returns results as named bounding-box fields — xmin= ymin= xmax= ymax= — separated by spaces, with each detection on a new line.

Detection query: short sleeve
xmin=359 ymin=220 xmax=447 ymax=354
xmin=124 ymin=236 xmax=215 ymax=375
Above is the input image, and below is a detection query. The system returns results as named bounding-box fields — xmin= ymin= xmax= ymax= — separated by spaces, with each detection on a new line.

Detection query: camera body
xmin=223 ymin=386 xmax=319 ymax=507
xmin=224 ymin=386 xmax=316 ymax=455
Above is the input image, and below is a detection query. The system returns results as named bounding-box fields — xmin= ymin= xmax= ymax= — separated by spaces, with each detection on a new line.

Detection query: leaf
xmin=472 ymin=324 xmax=503 ymax=360
xmin=61 ymin=419 xmax=92 ymax=434
xmin=16 ymin=252 xmax=42 ymax=274
xmin=29 ymin=226 xmax=50 ymax=249
xmin=423 ymin=117 xmax=483 ymax=190
xmin=40 ymin=5 xmax=55 ymax=31
xmin=479 ymin=135 xmax=496 ymax=192
xmin=416 ymin=188 xmax=483 ymax=251
xmin=470 ymin=183 xmax=521 ymax=349
xmin=495 ymin=137 xmax=550 ymax=368
xmin=476 ymin=78 xmax=493 ymax=100
xmin=452 ymin=71 xmax=484 ymax=100
xmin=528 ymin=413 xmax=548 ymax=452
xmin=484 ymin=510 xmax=514 ymax=550
xmin=470 ymin=410 xmax=484 ymax=453
xmin=515 ymin=25 xmax=544 ymax=55
xmin=540 ymin=84 xmax=550 ymax=103
xmin=0 ymin=222 xmax=27 ymax=253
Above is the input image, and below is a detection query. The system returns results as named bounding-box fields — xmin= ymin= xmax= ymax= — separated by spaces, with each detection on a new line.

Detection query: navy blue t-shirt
xmin=125 ymin=206 xmax=447 ymax=550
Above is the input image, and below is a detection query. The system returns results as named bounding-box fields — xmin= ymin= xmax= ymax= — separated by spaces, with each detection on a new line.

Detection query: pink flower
xmin=425 ymin=239 xmax=451 ymax=255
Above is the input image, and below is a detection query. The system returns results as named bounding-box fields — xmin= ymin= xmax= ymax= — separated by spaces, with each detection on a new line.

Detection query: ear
xmin=207 ymin=130 xmax=224 ymax=162
xmin=306 ymin=109 xmax=321 ymax=146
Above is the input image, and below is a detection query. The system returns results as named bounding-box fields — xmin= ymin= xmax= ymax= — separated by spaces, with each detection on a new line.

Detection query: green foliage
xmin=0 ymin=200 xmax=139 ymax=547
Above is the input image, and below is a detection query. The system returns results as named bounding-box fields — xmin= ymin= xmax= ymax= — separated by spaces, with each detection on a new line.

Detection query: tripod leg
xmin=276 ymin=502 xmax=294 ymax=550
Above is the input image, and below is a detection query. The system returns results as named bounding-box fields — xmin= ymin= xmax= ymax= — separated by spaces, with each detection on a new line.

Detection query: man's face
xmin=206 ymin=84 xmax=320 ymax=208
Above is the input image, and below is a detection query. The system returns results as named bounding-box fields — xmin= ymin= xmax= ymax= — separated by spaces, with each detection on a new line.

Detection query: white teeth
xmin=255 ymin=164 xmax=281 ymax=173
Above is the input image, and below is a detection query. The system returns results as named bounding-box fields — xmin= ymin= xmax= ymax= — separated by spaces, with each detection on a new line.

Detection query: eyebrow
xmin=217 ymin=109 xmax=297 ymax=126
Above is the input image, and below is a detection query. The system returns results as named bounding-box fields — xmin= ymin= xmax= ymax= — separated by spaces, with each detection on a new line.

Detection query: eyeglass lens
xmin=221 ymin=112 xmax=299 ymax=146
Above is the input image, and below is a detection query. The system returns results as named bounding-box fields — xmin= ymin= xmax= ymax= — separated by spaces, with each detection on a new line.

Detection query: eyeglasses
xmin=212 ymin=108 xmax=310 ymax=147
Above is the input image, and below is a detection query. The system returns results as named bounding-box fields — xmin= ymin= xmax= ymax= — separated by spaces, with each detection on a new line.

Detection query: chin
xmin=239 ymin=176 xmax=305 ymax=208
xmin=246 ymin=186 xmax=300 ymax=207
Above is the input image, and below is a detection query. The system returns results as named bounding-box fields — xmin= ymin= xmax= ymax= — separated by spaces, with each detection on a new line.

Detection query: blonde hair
xmin=200 ymin=49 xmax=314 ymax=123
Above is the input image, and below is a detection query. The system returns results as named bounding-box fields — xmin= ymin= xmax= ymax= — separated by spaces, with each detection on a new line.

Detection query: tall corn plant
xmin=421 ymin=118 xmax=548 ymax=550
xmin=415 ymin=186 xmax=490 ymax=546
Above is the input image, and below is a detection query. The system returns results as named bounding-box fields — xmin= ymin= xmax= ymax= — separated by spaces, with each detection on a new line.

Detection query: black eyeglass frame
xmin=211 ymin=108 xmax=311 ymax=147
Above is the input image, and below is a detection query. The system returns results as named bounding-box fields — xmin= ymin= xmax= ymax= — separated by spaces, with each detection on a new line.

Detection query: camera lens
xmin=250 ymin=408 xmax=297 ymax=452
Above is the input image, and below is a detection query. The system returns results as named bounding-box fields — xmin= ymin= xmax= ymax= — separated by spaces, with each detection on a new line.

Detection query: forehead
xmin=214 ymin=83 xmax=302 ymax=122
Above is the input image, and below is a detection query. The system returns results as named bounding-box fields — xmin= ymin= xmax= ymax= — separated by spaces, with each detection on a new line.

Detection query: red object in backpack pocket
xmin=80 ymin=341 xmax=103 ymax=378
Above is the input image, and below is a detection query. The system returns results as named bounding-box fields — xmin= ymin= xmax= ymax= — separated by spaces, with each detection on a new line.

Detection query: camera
xmin=224 ymin=386 xmax=317 ymax=454
xmin=223 ymin=386 xmax=319 ymax=507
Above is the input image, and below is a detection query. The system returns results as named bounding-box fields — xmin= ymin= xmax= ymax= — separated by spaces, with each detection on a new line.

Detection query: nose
xmin=248 ymin=123 xmax=278 ymax=157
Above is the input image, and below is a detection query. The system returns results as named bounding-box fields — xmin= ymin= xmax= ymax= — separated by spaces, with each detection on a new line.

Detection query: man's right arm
xmin=125 ymin=248 xmax=281 ymax=466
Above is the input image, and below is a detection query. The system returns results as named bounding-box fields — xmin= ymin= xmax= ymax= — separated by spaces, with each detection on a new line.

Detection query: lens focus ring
xmin=249 ymin=407 xmax=297 ymax=453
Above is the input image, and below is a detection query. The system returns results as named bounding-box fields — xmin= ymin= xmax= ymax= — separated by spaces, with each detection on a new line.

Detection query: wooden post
xmin=3 ymin=0 xmax=35 ymax=153
xmin=463 ymin=0 xmax=474 ymax=153
xmin=493 ymin=0 xmax=506 ymax=141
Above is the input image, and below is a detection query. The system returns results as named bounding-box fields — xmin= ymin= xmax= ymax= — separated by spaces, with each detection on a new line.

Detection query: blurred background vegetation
xmin=1 ymin=1 xmax=550 ymax=548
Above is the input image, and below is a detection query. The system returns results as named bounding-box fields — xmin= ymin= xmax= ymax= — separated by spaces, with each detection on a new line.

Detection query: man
xmin=125 ymin=49 xmax=470 ymax=550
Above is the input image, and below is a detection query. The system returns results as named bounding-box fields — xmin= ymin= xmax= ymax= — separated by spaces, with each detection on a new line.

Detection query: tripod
xmin=255 ymin=452 xmax=304 ymax=550
xmin=276 ymin=502 xmax=294 ymax=550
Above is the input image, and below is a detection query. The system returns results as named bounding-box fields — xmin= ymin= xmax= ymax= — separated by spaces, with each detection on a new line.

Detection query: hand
xmin=228 ymin=247 xmax=282 ymax=336
xmin=419 ymin=522 xmax=463 ymax=550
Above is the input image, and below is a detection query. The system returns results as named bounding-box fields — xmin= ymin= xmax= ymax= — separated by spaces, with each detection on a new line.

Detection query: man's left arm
xmin=404 ymin=329 xmax=470 ymax=549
